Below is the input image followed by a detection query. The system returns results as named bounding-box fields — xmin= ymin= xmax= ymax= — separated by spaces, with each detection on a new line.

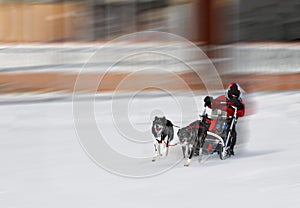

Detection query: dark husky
xmin=151 ymin=116 xmax=175 ymax=161
xmin=177 ymin=120 xmax=206 ymax=166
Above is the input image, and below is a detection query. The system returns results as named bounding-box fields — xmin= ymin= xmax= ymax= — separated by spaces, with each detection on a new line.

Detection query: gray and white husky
xmin=177 ymin=120 xmax=205 ymax=166
xmin=151 ymin=116 xmax=175 ymax=161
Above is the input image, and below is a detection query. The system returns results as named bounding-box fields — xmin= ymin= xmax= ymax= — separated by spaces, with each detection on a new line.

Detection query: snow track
xmin=0 ymin=91 xmax=299 ymax=208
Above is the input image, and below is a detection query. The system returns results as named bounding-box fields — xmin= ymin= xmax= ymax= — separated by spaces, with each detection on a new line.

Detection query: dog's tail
xmin=173 ymin=124 xmax=181 ymax=128
xmin=167 ymin=120 xmax=181 ymax=128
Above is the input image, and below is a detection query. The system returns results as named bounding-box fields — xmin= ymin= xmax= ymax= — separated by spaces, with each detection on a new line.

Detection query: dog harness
xmin=188 ymin=123 xmax=204 ymax=130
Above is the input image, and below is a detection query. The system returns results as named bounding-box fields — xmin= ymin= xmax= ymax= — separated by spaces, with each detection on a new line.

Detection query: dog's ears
xmin=162 ymin=116 xmax=167 ymax=124
xmin=177 ymin=129 xmax=181 ymax=135
xmin=154 ymin=116 xmax=158 ymax=120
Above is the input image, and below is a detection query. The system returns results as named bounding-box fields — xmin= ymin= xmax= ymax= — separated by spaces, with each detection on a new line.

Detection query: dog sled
xmin=199 ymin=102 xmax=238 ymax=160
xmin=151 ymin=103 xmax=238 ymax=166
xmin=183 ymin=102 xmax=238 ymax=166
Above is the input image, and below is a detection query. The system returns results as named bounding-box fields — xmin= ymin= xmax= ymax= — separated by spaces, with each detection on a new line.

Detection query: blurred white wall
xmin=1 ymin=43 xmax=300 ymax=74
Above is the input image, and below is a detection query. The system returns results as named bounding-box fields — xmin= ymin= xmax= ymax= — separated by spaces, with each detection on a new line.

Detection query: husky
xmin=177 ymin=120 xmax=206 ymax=166
xmin=151 ymin=116 xmax=175 ymax=161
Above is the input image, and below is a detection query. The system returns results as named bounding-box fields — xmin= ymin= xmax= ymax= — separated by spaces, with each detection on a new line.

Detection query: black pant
xmin=227 ymin=123 xmax=237 ymax=150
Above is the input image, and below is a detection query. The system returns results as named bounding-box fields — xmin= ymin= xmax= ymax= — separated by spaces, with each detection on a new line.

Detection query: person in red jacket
xmin=203 ymin=82 xmax=245 ymax=156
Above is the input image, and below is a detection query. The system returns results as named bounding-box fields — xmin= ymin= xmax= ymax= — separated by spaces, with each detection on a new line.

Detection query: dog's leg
xmin=164 ymin=140 xmax=169 ymax=157
xmin=187 ymin=144 xmax=191 ymax=157
xmin=186 ymin=144 xmax=191 ymax=158
xmin=198 ymin=148 xmax=203 ymax=162
xmin=182 ymin=145 xmax=186 ymax=158
xmin=152 ymin=139 xmax=159 ymax=162
xmin=184 ymin=135 xmax=199 ymax=167
xmin=165 ymin=129 xmax=173 ymax=157
xmin=164 ymin=146 xmax=169 ymax=157
xmin=198 ymin=136 xmax=204 ymax=162
xmin=158 ymin=142 xmax=162 ymax=157
xmin=198 ymin=130 xmax=207 ymax=162
xmin=184 ymin=143 xmax=194 ymax=167
xmin=158 ymin=135 xmax=167 ymax=157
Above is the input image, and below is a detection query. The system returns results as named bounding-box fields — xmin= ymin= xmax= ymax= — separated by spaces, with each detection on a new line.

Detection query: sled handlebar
xmin=228 ymin=105 xmax=238 ymax=118
xmin=202 ymin=102 xmax=238 ymax=118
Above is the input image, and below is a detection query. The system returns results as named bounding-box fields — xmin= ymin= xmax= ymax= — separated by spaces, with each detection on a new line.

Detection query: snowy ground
xmin=0 ymin=91 xmax=300 ymax=208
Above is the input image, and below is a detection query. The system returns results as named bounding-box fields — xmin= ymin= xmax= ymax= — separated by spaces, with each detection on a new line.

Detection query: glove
xmin=230 ymin=97 xmax=242 ymax=109
xmin=204 ymin=96 xmax=213 ymax=107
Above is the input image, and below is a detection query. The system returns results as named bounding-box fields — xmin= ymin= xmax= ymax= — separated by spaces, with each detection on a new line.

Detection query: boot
xmin=227 ymin=146 xmax=235 ymax=156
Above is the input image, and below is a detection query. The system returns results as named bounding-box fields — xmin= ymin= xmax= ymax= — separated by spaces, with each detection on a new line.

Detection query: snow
xmin=0 ymin=91 xmax=300 ymax=208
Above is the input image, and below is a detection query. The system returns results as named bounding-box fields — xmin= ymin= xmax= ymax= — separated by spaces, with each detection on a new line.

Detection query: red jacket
xmin=208 ymin=95 xmax=245 ymax=117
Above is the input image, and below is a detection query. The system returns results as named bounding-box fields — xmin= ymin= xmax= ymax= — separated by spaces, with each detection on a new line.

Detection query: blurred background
xmin=2 ymin=0 xmax=300 ymax=42
xmin=0 ymin=0 xmax=299 ymax=93
xmin=1 ymin=2 xmax=300 ymax=206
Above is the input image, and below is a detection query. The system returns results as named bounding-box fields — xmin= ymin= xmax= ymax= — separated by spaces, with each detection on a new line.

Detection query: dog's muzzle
xmin=180 ymin=140 xmax=188 ymax=145
xmin=155 ymin=127 xmax=162 ymax=134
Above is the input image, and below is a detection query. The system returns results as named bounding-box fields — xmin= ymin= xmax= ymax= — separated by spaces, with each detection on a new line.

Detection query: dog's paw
xmin=152 ymin=157 xmax=156 ymax=162
xmin=184 ymin=159 xmax=191 ymax=167
xmin=198 ymin=155 xmax=203 ymax=163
